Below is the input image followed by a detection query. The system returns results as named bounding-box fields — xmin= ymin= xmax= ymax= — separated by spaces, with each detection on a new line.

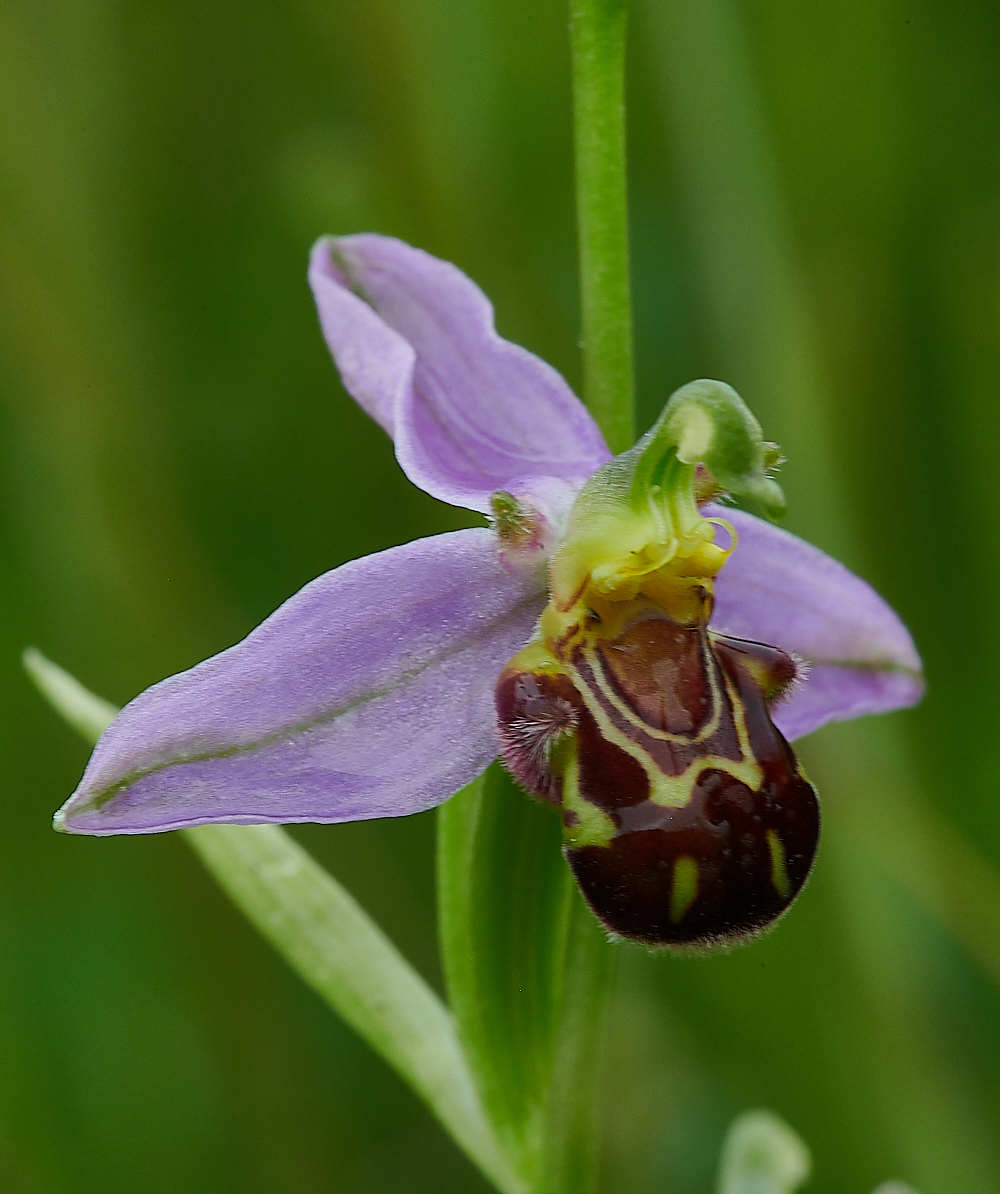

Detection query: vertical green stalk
xmin=531 ymin=2 xmax=634 ymax=1189
xmin=570 ymin=0 xmax=635 ymax=452
xmin=440 ymin=6 xmax=632 ymax=1185
xmin=534 ymin=895 xmax=616 ymax=1194
xmin=436 ymin=8 xmax=634 ymax=1190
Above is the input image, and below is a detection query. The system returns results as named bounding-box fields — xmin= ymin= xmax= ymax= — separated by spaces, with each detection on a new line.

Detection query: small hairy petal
xmin=309 ymin=236 xmax=611 ymax=513
xmin=57 ymin=530 xmax=545 ymax=834
xmin=709 ymin=507 xmax=923 ymax=740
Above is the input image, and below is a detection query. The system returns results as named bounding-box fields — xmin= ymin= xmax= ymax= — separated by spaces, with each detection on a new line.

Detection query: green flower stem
xmin=467 ymin=3 xmax=639 ymax=1187
xmin=570 ymin=0 xmax=635 ymax=452
xmin=23 ymin=650 xmax=520 ymax=1194
xmin=437 ymin=765 xmax=617 ymax=1194
xmin=535 ymin=895 xmax=617 ymax=1194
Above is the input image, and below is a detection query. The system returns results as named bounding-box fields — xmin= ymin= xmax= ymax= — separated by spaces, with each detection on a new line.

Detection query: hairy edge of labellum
xmin=495 ymin=668 xmax=579 ymax=803
xmin=600 ymin=901 xmax=796 ymax=958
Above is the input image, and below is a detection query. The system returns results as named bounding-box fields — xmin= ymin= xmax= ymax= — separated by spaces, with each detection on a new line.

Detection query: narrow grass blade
xmin=24 ymin=649 xmax=519 ymax=1194
xmin=438 ymin=765 xmax=571 ymax=1179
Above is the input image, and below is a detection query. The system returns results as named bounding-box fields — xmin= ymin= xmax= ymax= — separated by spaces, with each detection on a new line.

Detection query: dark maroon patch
xmin=567 ymin=759 xmax=818 ymax=947
xmin=572 ymin=706 xmax=650 ymax=811
xmin=595 ymin=612 xmax=712 ymax=735
xmin=567 ymin=632 xmax=819 ymax=948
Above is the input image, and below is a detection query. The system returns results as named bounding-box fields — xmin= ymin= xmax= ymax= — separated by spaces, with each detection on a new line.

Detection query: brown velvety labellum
xmin=578 ymin=626 xmax=817 ymax=949
xmin=567 ymin=757 xmax=818 ymax=949
xmin=495 ymin=603 xmax=820 ymax=951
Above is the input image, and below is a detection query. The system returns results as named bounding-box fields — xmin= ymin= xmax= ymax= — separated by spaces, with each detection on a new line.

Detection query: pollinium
xmin=494 ymin=380 xmax=820 ymax=951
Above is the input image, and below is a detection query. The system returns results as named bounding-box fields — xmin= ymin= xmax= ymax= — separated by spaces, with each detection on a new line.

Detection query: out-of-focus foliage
xmin=1 ymin=0 xmax=998 ymax=1191
xmin=715 ymin=1110 xmax=810 ymax=1194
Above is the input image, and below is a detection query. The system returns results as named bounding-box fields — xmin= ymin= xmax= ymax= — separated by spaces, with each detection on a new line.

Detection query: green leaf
xmin=533 ymin=895 xmax=616 ymax=1194
xmin=438 ymin=764 xmax=572 ymax=1176
xmin=185 ymin=824 xmax=519 ymax=1194
xmin=716 ymin=1110 xmax=811 ymax=1194
xmin=437 ymin=763 xmax=616 ymax=1192
xmin=22 ymin=647 xmax=119 ymax=742
xmin=24 ymin=650 xmax=520 ymax=1194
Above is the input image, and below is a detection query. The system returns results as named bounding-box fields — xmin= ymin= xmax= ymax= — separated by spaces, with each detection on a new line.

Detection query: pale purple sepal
xmin=57 ymin=530 xmax=545 ymax=835
xmin=770 ymin=665 xmax=923 ymax=743
xmin=709 ymin=507 xmax=924 ymax=741
xmin=309 ymin=235 xmax=611 ymax=513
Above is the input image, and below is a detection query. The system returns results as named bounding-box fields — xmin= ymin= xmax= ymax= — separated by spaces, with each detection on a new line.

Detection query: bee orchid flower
xmin=54 ymin=235 xmax=923 ymax=947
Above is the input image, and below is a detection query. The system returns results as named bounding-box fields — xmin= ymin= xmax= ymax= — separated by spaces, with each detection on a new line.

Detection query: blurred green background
xmin=1 ymin=0 xmax=997 ymax=1190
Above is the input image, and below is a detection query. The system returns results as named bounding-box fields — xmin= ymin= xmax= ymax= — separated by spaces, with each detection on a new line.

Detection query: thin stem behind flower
xmin=570 ymin=0 xmax=635 ymax=453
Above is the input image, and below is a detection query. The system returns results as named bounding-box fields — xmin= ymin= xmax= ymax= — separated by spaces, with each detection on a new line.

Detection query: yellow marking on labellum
xmin=670 ymin=855 xmax=699 ymax=923
xmin=560 ymin=754 xmax=617 ymax=850
xmin=566 ymin=658 xmax=763 ymax=809
xmin=767 ymin=829 xmax=791 ymax=899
